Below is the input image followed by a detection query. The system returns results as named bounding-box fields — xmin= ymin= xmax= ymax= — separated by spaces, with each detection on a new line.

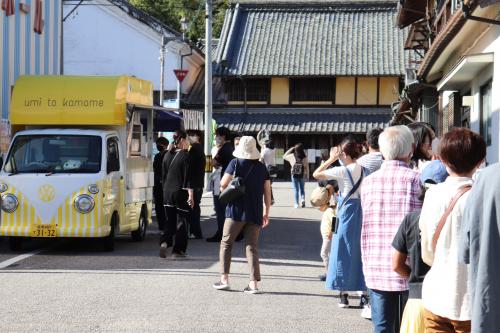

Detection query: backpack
xmin=291 ymin=159 xmax=304 ymax=177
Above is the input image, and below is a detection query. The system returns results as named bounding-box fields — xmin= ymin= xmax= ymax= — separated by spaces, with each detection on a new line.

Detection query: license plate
xmin=30 ymin=224 xmax=57 ymax=237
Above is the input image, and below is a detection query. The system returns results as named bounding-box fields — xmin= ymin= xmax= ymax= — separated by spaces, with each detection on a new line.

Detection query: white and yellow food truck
xmin=0 ymin=75 xmax=158 ymax=251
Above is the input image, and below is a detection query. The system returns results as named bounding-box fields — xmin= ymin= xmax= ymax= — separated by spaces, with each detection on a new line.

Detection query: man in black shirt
xmin=207 ymin=127 xmax=234 ymax=242
xmin=187 ymin=131 xmax=206 ymax=239
xmin=153 ymin=137 xmax=169 ymax=232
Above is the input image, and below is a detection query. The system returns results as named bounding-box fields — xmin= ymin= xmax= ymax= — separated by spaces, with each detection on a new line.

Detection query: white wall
xmin=441 ymin=25 xmax=500 ymax=165
xmin=467 ymin=26 xmax=499 ymax=165
xmin=63 ymin=0 xmax=201 ymax=93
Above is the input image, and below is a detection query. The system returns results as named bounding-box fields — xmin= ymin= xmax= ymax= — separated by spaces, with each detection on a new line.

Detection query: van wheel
xmin=102 ymin=215 xmax=116 ymax=252
xmin=131 ymin=210 xmax=147 ymax=242
xmin=8 ymin=237 xmax=23 ymax=251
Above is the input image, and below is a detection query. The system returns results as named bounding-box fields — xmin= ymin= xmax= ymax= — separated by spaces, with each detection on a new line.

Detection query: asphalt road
xmin=0 ymin=182 xmax=372 ymax=333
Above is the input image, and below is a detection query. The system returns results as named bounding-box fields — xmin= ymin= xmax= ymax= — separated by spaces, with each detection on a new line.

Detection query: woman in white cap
xmin=213 ymin=136 xmax=272 ymax=294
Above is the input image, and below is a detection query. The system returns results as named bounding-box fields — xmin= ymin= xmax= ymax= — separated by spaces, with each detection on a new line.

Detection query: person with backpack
xmin=284 ymin=143 xmax=309 ymax=208
xmin=313 ymin=136 xmax=369 ymax=313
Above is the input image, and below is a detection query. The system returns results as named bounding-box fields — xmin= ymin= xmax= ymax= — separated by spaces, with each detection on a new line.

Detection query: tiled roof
xmin=215 ymin=1 xmax=409 ymax=77
xmin=232 ymin=0 xmax=397 ymax=4
xmin=213 ymin=108 xmax=391 ymax=133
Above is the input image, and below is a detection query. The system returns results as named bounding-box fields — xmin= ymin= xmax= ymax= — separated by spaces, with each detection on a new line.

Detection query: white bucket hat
xmin=233 ymin=136 xmax=261 ymax=160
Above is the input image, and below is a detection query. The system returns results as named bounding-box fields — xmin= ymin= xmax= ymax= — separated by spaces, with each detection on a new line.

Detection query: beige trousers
xmin=219 ymin=218 xmax=261 ymax=281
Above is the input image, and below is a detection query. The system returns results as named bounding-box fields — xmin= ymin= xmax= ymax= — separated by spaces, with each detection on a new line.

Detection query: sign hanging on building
xmin=1 ymin=0 xmax=15 ymax=16
xmin=173 ymin=69 xmax=188 ymax=83
xmin=34 ymin=0 xmax=43 ymax=34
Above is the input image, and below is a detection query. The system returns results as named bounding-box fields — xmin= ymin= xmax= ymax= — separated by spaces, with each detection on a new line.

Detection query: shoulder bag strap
xmin=432 ymin=185 xmax=472 ymax=252
xmin=338 ymin=168 xmax=364 ymax=212
xmin=243 ymin=162 xmax=255 ymax=180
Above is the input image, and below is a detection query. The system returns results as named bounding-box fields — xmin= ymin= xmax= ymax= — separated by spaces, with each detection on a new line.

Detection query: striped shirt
xmin=360 ymin=160 xmax=422 ymax=292
xmin=357 ymin=152 xmax=384 ymax=174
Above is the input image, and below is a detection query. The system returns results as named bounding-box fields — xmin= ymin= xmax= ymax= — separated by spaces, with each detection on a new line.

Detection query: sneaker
xmin=361 ymin=304 xmax=372 ymax=320
xmin=188 ymin=233 xmax=202 ymax=240
xmin=338 ymin=293 xmax=349 ymax=308
xmin=294 ymin=204 xmax=299 ymax=209
xmin=243 ymin=286 xmax=261 ymax=294
xmin=318 ymin=274 xmax=327 ymax=281
xmin=301 ymin=200 xmax=305 ymax=208
xmin=213 ymin=281 xmax=230 ymax=290
xmin=359 ymin=295 xmax=369 ymax=308
xmin=159 ymin=242 xmax=172 ymax=258
xmin=172 ymin=251 xmax=189 ymax=259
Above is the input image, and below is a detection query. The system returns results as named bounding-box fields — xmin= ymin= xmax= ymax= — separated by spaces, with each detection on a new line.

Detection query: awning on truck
xmin=10 ymin=75 xmax=153 ymax=126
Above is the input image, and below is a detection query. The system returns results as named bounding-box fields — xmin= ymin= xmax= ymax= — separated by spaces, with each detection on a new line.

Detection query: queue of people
xmin=310 ymin=124 xmax=496 ymax=333
xmin=153 ymin=124 xmax=499 ymax=332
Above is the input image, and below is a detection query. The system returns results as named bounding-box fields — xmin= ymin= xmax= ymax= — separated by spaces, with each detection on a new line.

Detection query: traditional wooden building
xmin=187 ymin=0 xmax=412 ymax=174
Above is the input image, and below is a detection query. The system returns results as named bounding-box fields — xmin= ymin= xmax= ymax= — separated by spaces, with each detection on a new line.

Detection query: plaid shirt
xmin=361 ymin=160 xmax=422 ymax=291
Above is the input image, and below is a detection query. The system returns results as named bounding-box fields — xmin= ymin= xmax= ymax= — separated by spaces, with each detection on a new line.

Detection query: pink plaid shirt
xmin=361 ymin=160 xmax=422 ymax=291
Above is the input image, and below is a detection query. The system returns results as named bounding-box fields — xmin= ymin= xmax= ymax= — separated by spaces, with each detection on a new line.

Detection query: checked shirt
xmin=360 ymin=160 xmax=422 ymax=292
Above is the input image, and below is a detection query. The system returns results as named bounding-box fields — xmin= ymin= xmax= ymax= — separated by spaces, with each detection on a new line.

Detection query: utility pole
xmin=159 ymin=36 xmax=167 ymax=106
xmin=204 ymin=0 xmax=213 ymax=189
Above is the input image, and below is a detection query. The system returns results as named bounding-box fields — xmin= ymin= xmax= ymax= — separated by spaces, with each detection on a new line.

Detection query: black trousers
xmin=188 ymin=188 xmax=203 ymax=238
xmin=213 ymin=195 xmax=227 ymax=237
xmin=153 ymin=185 xmax=166 ymax=231
xmin=160 ymin=205 xmax=189 ymax=253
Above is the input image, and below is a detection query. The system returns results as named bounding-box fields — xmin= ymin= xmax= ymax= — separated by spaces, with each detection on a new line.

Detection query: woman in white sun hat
xmin=213 ymin=136 xmax=272 ymax=294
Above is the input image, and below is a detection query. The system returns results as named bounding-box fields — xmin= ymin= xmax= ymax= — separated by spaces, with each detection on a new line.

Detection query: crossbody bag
xmin=219 ymin=160 xmax=255 ymax=205
xmin=432 ymin=185 xmax=472 ymax=252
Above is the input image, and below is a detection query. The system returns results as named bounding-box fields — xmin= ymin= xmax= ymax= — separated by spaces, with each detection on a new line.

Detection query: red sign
xmin=34 ymin=0 xmax=43 ymax=34
xmin=174 ymin=69 xmax=189 ymax=83
xmin=2 ymin=0 xmax=15 ymax=16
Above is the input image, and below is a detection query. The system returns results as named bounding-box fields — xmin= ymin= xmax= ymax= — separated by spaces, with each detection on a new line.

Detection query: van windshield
xmin=4 ymin=135 xmax=102 ymax=174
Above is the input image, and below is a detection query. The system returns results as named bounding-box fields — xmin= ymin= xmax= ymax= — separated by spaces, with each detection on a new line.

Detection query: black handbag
xmin=219 ymin=161 xmax=255 ymax=205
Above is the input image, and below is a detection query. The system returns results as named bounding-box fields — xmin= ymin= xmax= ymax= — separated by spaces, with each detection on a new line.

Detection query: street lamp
xmin=177 ymin=17 xmax=190 ymax=109
xmin=159 ymin=36 xmax=177 ymax=106
xmin=180 ymin=17 xmax=189 ymax=41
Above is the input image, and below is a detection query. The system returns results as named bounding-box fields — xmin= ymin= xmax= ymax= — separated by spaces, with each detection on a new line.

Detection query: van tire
xmin=131 ymin=208 xmax=147 ymax=242
xmin=8 ymin=237 xmax=23 ymax=251
xmin=102 ymin=214 xmax=117 ymax=252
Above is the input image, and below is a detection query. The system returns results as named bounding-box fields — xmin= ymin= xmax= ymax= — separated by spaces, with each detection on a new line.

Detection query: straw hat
xmin=310 ymin=187 xmax=330 ymax=207
xmin=233 ymin=136 xmax=261 ymax=160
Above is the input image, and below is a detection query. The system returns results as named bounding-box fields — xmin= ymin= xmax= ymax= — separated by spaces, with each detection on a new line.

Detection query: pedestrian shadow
xmin=262 ymin=291 xmax=332 ymax=298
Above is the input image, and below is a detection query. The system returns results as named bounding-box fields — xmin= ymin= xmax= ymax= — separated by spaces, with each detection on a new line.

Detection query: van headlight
xmin=74 ymin=194 xmax=95 ymax=214
xmin=1 ymin=194 xmax=18 ymax=213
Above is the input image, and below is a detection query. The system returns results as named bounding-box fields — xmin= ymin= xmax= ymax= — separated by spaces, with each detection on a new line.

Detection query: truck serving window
xmin=4 ymin=135 xmax=102 ymax=174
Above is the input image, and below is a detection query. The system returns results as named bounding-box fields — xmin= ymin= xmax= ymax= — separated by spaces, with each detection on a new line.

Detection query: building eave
xmin=416 ymin=9 xmax=468 ymax=81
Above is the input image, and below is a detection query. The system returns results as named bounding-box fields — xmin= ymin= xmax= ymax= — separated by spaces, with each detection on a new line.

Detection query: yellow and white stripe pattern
xmin=0 ymin=183 xmax=106 ymax=237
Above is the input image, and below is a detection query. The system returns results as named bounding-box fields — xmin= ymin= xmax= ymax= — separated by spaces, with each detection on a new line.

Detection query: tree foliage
xmin=129 ymin=0 xmax=229 ymax=43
